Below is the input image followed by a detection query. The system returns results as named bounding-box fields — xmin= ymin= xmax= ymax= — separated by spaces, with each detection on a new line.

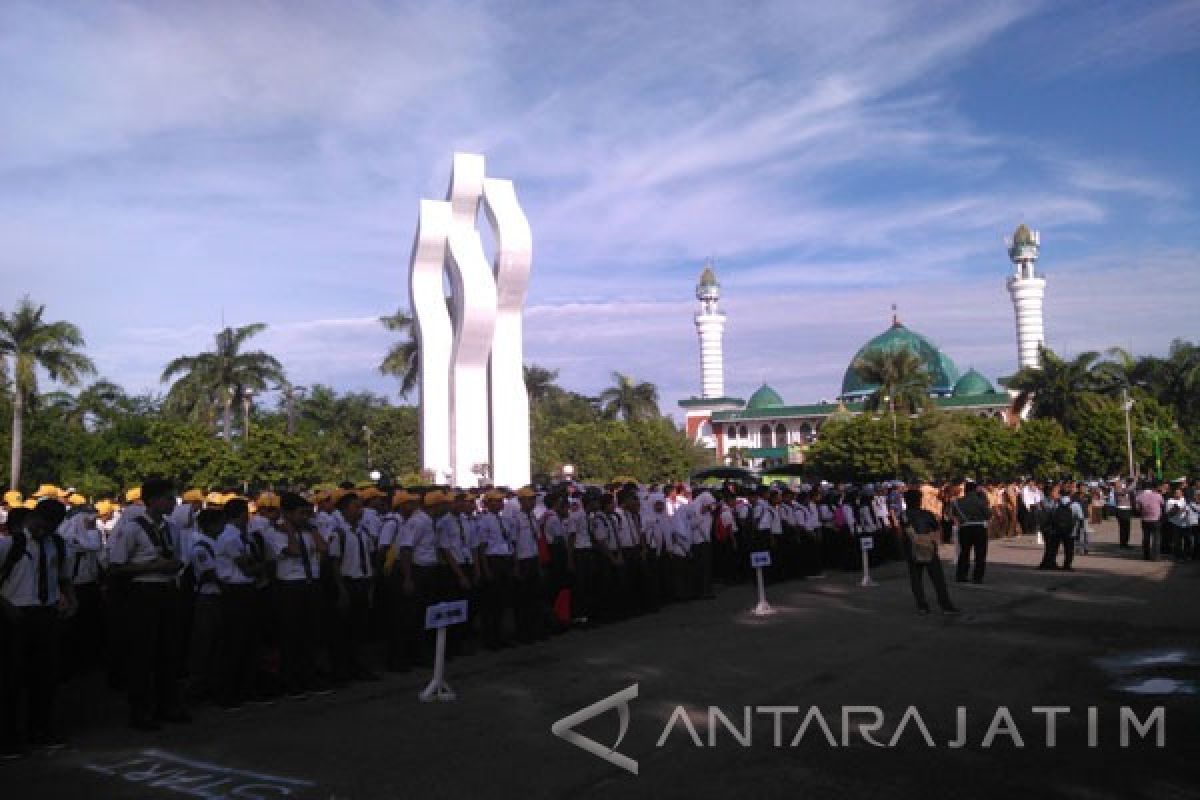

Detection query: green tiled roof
xmin=678 ymin=396 xmax=745 ymax=408
xmin=711 ymin=393 xmax=1008 ymax=422
xmin=841 ymin=322 xmax=960 ymax=398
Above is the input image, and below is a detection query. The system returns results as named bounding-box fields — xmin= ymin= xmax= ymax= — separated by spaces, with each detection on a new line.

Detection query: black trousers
xmin=694 ymin=541 xmax=714 ymax=598
xmin=956 ymin=525 xmax=988 ymax=581
xmin=332 ymin=578 xmax=371 ymax=678
xmin=481 ymin=557 xmax=514 ymax=646
xmin=907 ymin=557 xmax=953 ymax=610
xmin=0 ymin=606 xmax=60 ymax=748
xmin=1116 ymin=508 xmax=1132 ymax=546
xmin=274 ymin=581 xmax=319 ymax=693
xmin=571 ymin=549 xmax=596 ymax=621
xmin=1041 ymin=533 xmax=1074 ymax=568
xmin=513 ymin=558 xmax=543 ymax=642
xmin=218 ymin=584 xmax=259 ymax=705
xmin=125 ymin=582 xmax=185 ymax=720
xmin=66 ymin=581 xmax=104 ymax=678
xmin=1141 ymin=520 xmax=1161 ymax=561
xmin=385 ymin=570 xmax=417 ymax=670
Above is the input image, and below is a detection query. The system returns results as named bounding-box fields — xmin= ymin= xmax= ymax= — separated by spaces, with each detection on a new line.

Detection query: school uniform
xmin=0 ymin=529 xmax=68 ymax=750
xmin=328 ymin=515 xmax=375 ymax=680
xmin=60 ymin=513 xmax=105 ymax=673
xmin=266 ymin=527 xmax=321 ymax=694
xmin=689 ymin=497 xmax=716 ymax=598
xmin=107 ymin=511 xmax=187 ymax=724
xmin=474 ymin=511 xmax=515 ymax=647
xmin=186 ymin=534 xmax=221 ymax=702
xmin=567 ymin=509 xmax=596 ymax=623
xmin=505 ymin=509 xmax=543 ymax=642
xmin=214 ymin=523 xmax=267 ymax=706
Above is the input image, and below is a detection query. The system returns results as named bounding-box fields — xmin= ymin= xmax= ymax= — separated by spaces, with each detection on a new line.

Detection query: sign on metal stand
xmin=420 ymin=599 xmax=468 ymax=702
xmin=859 ymin=536 xmax=876 ymax=587
xmin=750 ymin=551 xmax=774 ymax=615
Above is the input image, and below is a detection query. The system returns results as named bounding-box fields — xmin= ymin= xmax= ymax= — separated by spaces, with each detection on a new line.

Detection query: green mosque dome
xmin=840 ymin=320 xmax=960 ymax=399
xmin=746 ymin=383 xmax=784 ymax=409
xmin=1012 ymin=223 xmax=1036 ymax=246
xmin=953 ymin=368 xmax=995 ymax=397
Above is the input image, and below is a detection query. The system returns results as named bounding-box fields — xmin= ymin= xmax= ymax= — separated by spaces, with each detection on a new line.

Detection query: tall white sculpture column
xmin=407 ymin=153 xmax=532 ymax=487
xmin=485 ymin=178 xmax=533 ymax=488
xmin=1006 ymin=223 xmax=1047 ymax=370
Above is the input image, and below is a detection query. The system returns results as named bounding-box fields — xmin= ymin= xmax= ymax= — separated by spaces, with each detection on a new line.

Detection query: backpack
xmin=0 ymin=530 xmax=66 ymax=590
xmin=182 ymin=539 xmax=216 ymax=594
xmin=1051 ymin=503 xmax=1077 ymax=537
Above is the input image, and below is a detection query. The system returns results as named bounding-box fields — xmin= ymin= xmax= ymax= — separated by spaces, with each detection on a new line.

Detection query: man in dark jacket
xmin=951 ymin=480 xmax=991 ymax=583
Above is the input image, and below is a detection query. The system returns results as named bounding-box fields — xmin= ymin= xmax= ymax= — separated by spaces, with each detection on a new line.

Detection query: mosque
xmin=679 ymin=224 xmax=1047 ymax=467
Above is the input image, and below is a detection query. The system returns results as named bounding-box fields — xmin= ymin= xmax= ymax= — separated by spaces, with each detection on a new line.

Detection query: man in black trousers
xmin=950 ymin=480 xmax=991 ymax=584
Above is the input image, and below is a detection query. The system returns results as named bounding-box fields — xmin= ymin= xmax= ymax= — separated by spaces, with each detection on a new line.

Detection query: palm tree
xmin=1002 ymin=345 xmax=1106 ymax=433
xmin=1135 ymin=339 xmax=1200 ymax=423
xmin=523 ymin=364 xmax=560 ymax=406
xmin=599 ymin=372 xmax=660 ymax=421
xmin=851 ymin=348 xmax=932 ymax=414
xmin=379 ymin=308 xmax=418 ymax=399
xmin=0 ymin=297 xmax=97 ymax=488
xmin=161 ymin=323 xmax=285 ymax=441
xmin=41 ymin=379 xmax=126 ymax=429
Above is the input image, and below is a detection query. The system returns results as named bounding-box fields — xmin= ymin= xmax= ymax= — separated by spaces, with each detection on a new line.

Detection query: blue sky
xmin=1 ymin=0 xmax=1197 ymax=414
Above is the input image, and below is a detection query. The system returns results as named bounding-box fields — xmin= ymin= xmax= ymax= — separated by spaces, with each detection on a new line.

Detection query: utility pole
xmin=1122 ymin=387 xmax=1136 ymax=479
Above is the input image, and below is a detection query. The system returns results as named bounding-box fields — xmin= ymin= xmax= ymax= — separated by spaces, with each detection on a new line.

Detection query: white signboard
xmin=751 ymin=551 xmax=772 ymax=569
xmin=860 ymin=537 xmax=875 ymax=551
xmin=425 ymin=600 xmax=469 ymax=630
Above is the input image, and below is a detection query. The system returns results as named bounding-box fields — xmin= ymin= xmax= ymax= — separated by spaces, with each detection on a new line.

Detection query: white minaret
xmin=1006 ymin=223 xmax=1047 ymax=369
xmin=694 ymin=262 xmax=726 ymax=398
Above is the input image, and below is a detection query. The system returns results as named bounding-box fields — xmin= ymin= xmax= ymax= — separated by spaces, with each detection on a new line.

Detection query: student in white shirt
xmin=327 ymin=492 xmax=377 ymax=683
xmin=474 ymin=490 xmax=516 ymax=648
xmin=106 ymin=478 xmax=189 ymax=730
xmin=0 ymin=500 xmax=74 ymax=754
xmin=268 ymin=493 xmax=329 ymax=697
xmin=214 ymin=497 xmax=270 ymax=709
xmin=186 ymin=508 xmax=225 ymax=705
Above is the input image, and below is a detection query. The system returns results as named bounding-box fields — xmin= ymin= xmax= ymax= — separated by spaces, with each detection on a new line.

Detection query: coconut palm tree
xmin=523 ymin=363 xmax=560 ymax=406
xmin=599 ymin=372 xmax=660 ymax=421
xmin=379 ymin=308 xmax=418 ymax=399
xmin=41 ymin=379 xmax=127 ymax=430
xmin=1002 ymin=345 xmax=1107 ymax=433
xmin=0 ymin=296 xmax=97 ymax=488
xmin=851 ymin=348 xmax=932 ymax=414
xmin=161 ymin=323 xmax=285 ymax=441
xmin=1134 ymin=339 xmax=1200 ymax=424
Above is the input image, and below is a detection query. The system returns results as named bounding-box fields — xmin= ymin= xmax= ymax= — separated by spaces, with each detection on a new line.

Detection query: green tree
xmin=807 ymin=414 xmax=913 ymax=482
xmin=523 ymin=363 xmax=560 ymax=407
xmin=379 ymin=308 xmax=418 ymax=399
xmin=598 ymin=372 xmax=660 ymax=421
xmin=161 ymin=323 xmax=285 ymax=442
xmin=0 ymin=296 xmax=97 ymax=489
xmin=41 ymin=379 xmax=127 ymax=430
xmin=1002 ymin=346 xmax=1106 ymax=433
xmin=1014 ymin=418 xmax=1076 ymax=480
xmin=850 ymin=348 xmax=932 ymax=414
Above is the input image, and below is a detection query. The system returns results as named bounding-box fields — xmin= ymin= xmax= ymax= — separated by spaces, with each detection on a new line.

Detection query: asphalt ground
xmin=3 ymin=518 xmax=1197 ymax=800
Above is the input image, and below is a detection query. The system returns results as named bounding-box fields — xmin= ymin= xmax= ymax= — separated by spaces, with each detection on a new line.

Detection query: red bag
xmin=536 ymin=517 xmax=552 ymax=566
xmin=553 ymin=589 xmax=572 ymax=625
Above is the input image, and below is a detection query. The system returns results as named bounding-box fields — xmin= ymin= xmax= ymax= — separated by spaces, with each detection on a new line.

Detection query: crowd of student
xmin=0 ymin=473 xmax=1193 ymax=758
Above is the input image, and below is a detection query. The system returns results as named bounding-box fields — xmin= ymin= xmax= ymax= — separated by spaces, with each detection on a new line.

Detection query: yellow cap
xmin=516 ymin=486 xmax=537 ymax=499
xmin=256 ymin=492 xmax=281 ymax=509
xmin=484 ymin=489 xmax=506 ymax=501
xmin=423 ymin=490 xmax=449 ymax=507
xmin=125 ymin=487 xmax=142 ymax=503
xmin=359 ymin=487 xmax=382 ymax=500
xmin=182 ymin=489 xmax=204 ymax=504
xmin=95 ymin=500 xmax=116 ymax=517
xmin=23 ymin=498 xmax=38 ymax=509
xmin=67 ymin=493 xmax=86 ymax=506
xmin=391 ymin=490 xmax=415 ymax=509
xmin=34 ymin=484 xmax=60 ymax=499
xmin=221 ymin=492 xmax=240 ymax=505
xmin=205 ymin=491 xmax=226 ymax=508
xmin=248 ymin=502 xmax=258 ymax=514
xmin=3 ymin=490 xmax=22 ymax=506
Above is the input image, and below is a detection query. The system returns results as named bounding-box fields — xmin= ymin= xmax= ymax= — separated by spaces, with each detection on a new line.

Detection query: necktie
xmin=297 ymin=531 xmax=314 ymax=581
xmin=240 ymin=533 xmax=256 ymax=579
xmin=456 ymin=516 xmax=468 ymax=560
xmin=355 ymin=528 xmax=370 ymax=578
xmin=37 ymin=537 xmax=49 ymax=606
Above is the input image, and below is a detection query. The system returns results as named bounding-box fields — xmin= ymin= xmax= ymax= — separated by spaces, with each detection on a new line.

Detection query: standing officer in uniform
xmin=107 ymin=478 xmax=190 ymax=729
xmin=431 ymin=491 xmax=473 ymax=654
xmin=214 ymin=497 xmax=270 ymax=710
xmin=267 ymin=492 xmax=328 ymax=698
xmin=397 ymin=491 xmax=443 ymax=663
xmin=950 ymin=481 xmax=991 ymax=583
xmin=509 ymin=487 xmax=544 ymax=643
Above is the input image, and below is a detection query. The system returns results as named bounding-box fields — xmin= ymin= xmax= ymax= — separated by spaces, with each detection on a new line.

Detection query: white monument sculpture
xmin=1006 ymin=223 xmax=1046 ymax=370
xmin=408 ymin=153 xmax=532 ymax=487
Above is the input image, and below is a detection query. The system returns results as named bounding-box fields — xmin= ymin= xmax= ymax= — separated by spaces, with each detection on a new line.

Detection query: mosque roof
xmin=1012 ymin=223 xmax=1036 ymax=246
xmin=840 ymin=320 xmax=960 ymax=398
xmin=953 ymin=368 xmax=995 ymax=397
xmin=746 ymin=383 xmax=784 ymax=410
xmin=698 ymin=263 xmax=718 ymax=287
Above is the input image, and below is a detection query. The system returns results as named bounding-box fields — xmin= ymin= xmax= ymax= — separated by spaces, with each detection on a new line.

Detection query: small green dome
xmin=746 ymin=383 xmax=784 ymax=409
xmin=1012 ymin=223 xmax=1036 ymax=246
xmin=698 ymin=263 xmax=718 ymax=288
xmin=953 ymin=368 xmax=995 ymax=397
xmin=840 ymin=321 xmax=960 ymax=399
